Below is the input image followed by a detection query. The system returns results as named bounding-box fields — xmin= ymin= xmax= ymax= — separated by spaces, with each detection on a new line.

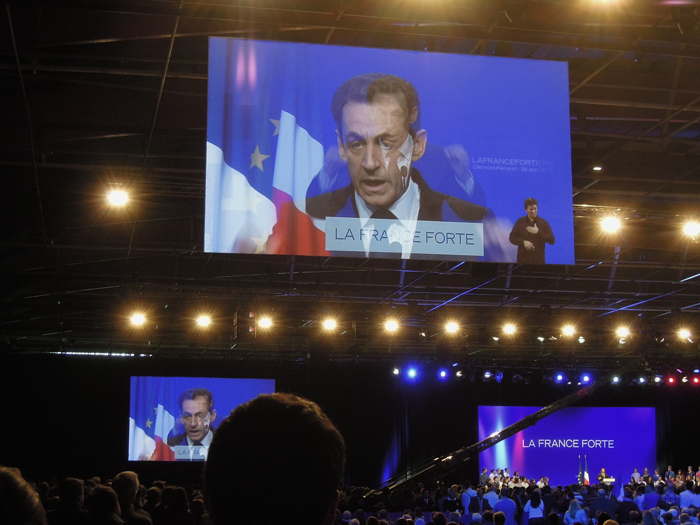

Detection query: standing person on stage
xmin=665 ymin=466 xmax=675 ymax=481
xmin=631 ymin=469 xmax=642 ymax=484
xmin=508 ymin=198 xmax=555 ymax=264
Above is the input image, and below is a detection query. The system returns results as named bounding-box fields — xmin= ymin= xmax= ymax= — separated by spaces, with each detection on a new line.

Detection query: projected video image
xmin=478 ymin=406 xmax=656 ymax=486
xmin=128 ymin=376 xmax=275 ymax=462
xmin=205 ymin=38 xmax=574 ymax=264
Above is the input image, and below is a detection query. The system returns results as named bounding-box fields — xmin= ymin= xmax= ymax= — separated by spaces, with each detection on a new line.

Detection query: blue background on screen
xmin=207 ymin=39 xmax=574 ymax=264
xmin=478 ymin=406 xmax=656 ymax=486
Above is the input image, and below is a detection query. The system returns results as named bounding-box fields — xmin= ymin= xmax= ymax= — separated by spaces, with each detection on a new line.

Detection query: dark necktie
xmin=370 ymin=208 xmax=397 ymax=220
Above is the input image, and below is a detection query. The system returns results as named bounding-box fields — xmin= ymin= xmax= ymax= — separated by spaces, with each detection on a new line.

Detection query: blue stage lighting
xmin=581 ymin=373 xmax=592 ymax=384
xmin=406 ymin=367 xmax=418 ymax=380
xmin=483 ymin=370 xmax=493 ymax=380
xmin=611 ymin=375 xmax=620 ymax=384
xmin=495 ymin=371 xmax=504 ymax=384
xmin=438 ymin=368 xmax=449 ymax=381
xmin=554 ymin=372 xmax=566 ymax=384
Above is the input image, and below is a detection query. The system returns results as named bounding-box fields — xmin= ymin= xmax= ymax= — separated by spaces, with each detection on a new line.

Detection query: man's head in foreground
xmin=179 ymin=388 xmax=216 ymax=443
xmin=205 ymin=393 xmax=346 ymax=525
xmin=332 ymin=73 xmax=427 ymax=210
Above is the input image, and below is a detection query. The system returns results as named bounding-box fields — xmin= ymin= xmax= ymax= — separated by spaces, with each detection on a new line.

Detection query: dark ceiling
xmin=3 ymin=0 xmax=700 ymax=374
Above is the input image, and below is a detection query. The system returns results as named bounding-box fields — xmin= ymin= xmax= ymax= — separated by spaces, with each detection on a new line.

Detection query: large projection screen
xmin=205 ymin=38 xmax=574 ymax=264
xmin=478 ymin=406 xmax=656 ymax=486
xmin=128 ymin=376 xmax=275 ymax=462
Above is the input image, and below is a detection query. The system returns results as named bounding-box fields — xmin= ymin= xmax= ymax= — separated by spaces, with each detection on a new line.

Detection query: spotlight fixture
xmin=554 ymin=372 xmax=566 ymax=384
xmin=455 ymin=370 xmax=463 ymax=378
xmin=615 ymin=325 xmax=631 ymax=338
xmin=491 ymin=336 xmax=500 ymax=342
xmin=195 ymin=314 xmax=212 ymax=328
xmin=384 ymin=318 xmax=400 ymax=334
xmin=537 ymin=336 xmax=545 ymax=343
xmin=592 ymin=165 xmax=603 ymax=172
xmin=438 ymin=368 xmax=449 ymax=381
xmin=580 ymin=373 xmax=592 ymax=384
xmin=682 ymin=376 xmax=689 ymax=383
xmin=692 ymin=376 xmax=700 ymax=385
xmin=682 ymin=220 xmax=700 ymax=239
xmin=392 ymin=367 xmax=400 ymax=376
xmin=611 ymin=375 xmax=620 ymax=384
xmin=502 ymin=322 xmax=517 ymax=336
xmin=129 ymin=311 xmax=147 ymax=328
xmin=106 ymin=188 xmax=129 ymax=207
xmin=577 ymin=336 xmax=586 ymax=344
xmin=406 ymin=367 xmax=418 ymax=380
xmin=444 ymin=320 xmax=460 ymax=335
xmin=321 ymin=317 xmax=338 ymax=332
xmin=666 ymin=375 xmax=676 ymax=385
xmin=600 ymin=216 xmax=622 ymax=234
xmin=483 ymin=370 xmax=493 ymax=380
xmin=257 ymin=315 xmax=273 ymax=330
xmin=653 ymin=375 xmax=662 ymax=384
xmin=677 ymin=327 xmax=692 ymax=341
xmin=561 ymin=324 xmax=576 ymax=337
xmin=638 ymin=376 xmax=647 ymax=384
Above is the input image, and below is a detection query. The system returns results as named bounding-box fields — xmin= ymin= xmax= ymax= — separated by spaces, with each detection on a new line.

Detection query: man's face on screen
xmin=526 ymin=204 xmax=538 ymax=220
xmin=181 ymin=396 xmax=216 ymax=442
xmin=338 ymin=94 xmax=425 ymax=210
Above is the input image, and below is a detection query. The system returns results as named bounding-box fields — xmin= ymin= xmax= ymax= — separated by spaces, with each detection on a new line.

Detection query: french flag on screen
xmin=128 ymin=384 xmax=176 ymax=461
xmin=204 ymin=38 xmax=328 ymax=256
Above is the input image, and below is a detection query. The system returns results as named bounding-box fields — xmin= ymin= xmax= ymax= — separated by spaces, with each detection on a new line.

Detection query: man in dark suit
xmin=306 ymin=73 xmax=490 ymax=259
xmin=167 ymin=388 xmax=217 ymax=460
xmin=508 ymin=197 xmax=555 ymax=264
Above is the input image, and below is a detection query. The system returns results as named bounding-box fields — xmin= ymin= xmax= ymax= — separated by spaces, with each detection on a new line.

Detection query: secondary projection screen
xmin=478 ymin=406 xmax=656 ymax=486
xmin=205 ymin=38 xmax=574 ymax=264
xmin=128 ymin=376 xmax=275 ymax=462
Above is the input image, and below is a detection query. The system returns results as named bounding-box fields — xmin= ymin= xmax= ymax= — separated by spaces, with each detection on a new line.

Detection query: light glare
xmin=129 ymin=311 xmax=146 ymax=328
xmin=682 ymin=220 xmax=700 ymax=239
xmin=561 ymin=324 xmax=576 ymax=337
xmin=444 ymin=320 xmax=460 ymax=335
xmin=106 ymin=188 xmax=129 ymax=207
xmin=600 ymin=216 xmax=622 ymax=234
xmin=321 ymin=317 xmax=338 ymax=332
xmin=195 ymin=314 xmax=212 ymax=328
xmin=677 ymin=327 xmax=691 ymax=340
xmin=615 ymin=325 xmax=631 ymax=338
xmin=502 ymin=322 xmax=517 ymax=336
xmin=258 ymin=316 xmax=273 ymax=329
xmin=384 ymin=318 xmax=400 ymax=333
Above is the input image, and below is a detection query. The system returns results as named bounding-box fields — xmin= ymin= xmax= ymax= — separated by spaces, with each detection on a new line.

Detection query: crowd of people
xmin=2 ymin=393 xmax=700 ymax=525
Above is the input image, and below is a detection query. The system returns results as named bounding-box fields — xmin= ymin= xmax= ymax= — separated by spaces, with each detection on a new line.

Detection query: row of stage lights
xmin=105 ymin=187 xmax=700 ymax=240
xmin=126 ymin=311 xmax=695 ymax=344
xmin=390 ymin=365 xmax=700 ymax=386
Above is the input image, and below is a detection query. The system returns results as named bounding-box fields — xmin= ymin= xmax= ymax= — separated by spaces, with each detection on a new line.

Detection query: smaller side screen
xmin=128 ymin=376 xmax=275 ymax=462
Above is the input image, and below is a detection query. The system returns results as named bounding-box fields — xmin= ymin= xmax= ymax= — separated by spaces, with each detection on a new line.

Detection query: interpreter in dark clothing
xmin=509 ymin=198 xmax=555 ymax=264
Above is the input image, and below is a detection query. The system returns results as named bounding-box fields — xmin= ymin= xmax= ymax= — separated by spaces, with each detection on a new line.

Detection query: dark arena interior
xmin=2 ymin=1 xmax=700 ymax=525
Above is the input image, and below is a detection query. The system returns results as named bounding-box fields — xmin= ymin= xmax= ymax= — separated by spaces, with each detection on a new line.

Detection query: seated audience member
xmin=112 ymin=472 xmax=151 ymax=525
xmin=143 ymin=487 xmax=160 ymax=517
xmin=204 ymin=393 xmax=346 ymax=525
xmin=494 ymin=511 xmax=507 ymax=525
xmin=617 ymin=489 xmax=640 ymax=524
xmin=0 ymin=466 xmax=47 ymax=525
xmin=87 ymin=485 xmax=123 ymax=525
xmin=47 ymin=477 xmax=89 ymax=525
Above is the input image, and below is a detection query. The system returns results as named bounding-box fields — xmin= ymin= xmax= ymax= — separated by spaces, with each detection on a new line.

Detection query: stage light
xmin=195 ymin=314 xmax=212 ymax=328
xmin=502 ymin=322 xmax=517 ymax=336
xmin=129 ymin=311 xmax=147 ymax=328
xmin=666 ymin=375 xmax=676 ymax=385
xmin=561 ymin=324 xmax=576 ymax=337
xmin=106 ymin=188 xmax=129 ymax=207
xmin=321 ymin=317 xmax=338 ymax=332
xmin=495 ymin=371 xmax=504 ymax=384
xmin=615 ymin=325 xmax=631 ymax=338
xmin=611 ymin=375 xmax=620 ymax=384
xmin=600 ymin=216 xmax=622 ymax=234
xmin=592 ymin=165 xmax=603 ymax=172
xmin=492 ymin=336 xmax=500 ymax=342
xmin=537 ymin=336 xmax=545 ymax=343
xmin=257 ymin=315 xmax=273 ymax=330
xmin=638 ymin=376 xmax=647 ymax=384
xmin=554 ymin=372 xmax=566 ymax=384
xmin=654 ymin=375 xmax=662 ymax=384
xmin=384 ymin=318 xmax=400 ymax=334
xmin=581 ymin=373 xmax=592 ymax=384
xmin=392 ymin=367 xmax=400 ymax=376
xmin=682 ymin=220 xmax=700 ymax=239
xmin=694 ymin=369 xmax=700 ymax=374
xmin=444 ymin=320 xmax=460 ymax=335
xmin=456 ymin=370 xmax=463 ymax=378
xmin=692 ymin=376 xmax=700 ymax=385
xmin=677 ymin=327 xmax=692 ymax=341
xmin=406 ymin=367 xmax=418 ymax=380
xmin=438 ymin=368 xmax=449 ymax=381
xmin=578 ymin=336 xmax=586 ymax=344
xmin=682 ymin=376 xmax=689 ymax=383
xmin=483 ymin=370 xmax=493 ymax=380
